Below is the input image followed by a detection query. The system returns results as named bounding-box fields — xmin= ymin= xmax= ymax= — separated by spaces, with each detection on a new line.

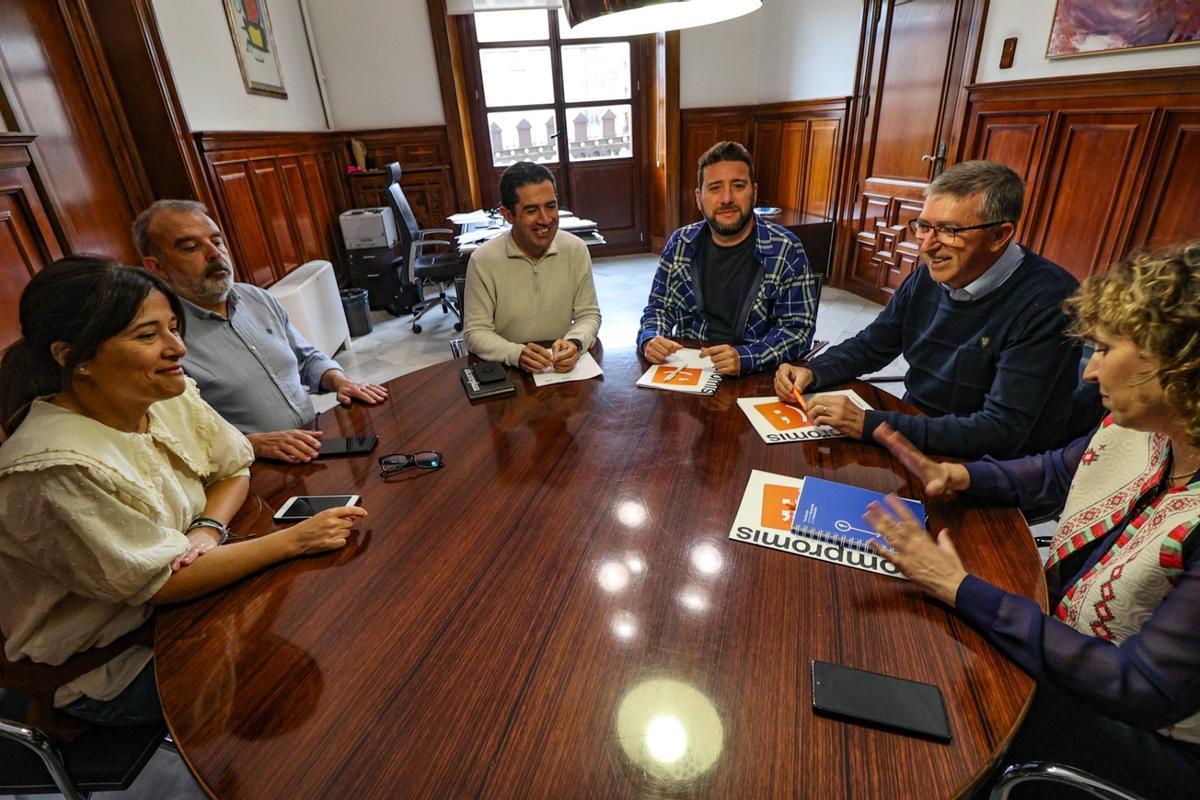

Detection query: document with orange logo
xmin=736 ymin=390 xmax=872 ymax=444
xmin=728 ymin=469 xmax=904 ymax=579
xmin=635 ymin=349 xmax=722 ymax=395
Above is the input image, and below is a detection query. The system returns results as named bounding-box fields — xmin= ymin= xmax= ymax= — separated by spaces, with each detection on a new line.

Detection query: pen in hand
xmin=791 ymin=385 xmax=811 ymax=423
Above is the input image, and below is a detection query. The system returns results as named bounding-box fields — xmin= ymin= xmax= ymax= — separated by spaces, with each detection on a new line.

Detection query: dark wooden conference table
xmin=155 ymin=344 xmax=1047 ymax=799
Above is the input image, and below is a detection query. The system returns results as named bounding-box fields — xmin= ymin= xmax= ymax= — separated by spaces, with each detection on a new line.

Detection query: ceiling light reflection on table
xmin=616 ymin=499 xmax=648 ymax=528
xmin=677 ymin=585 xmax=709 ymax=614
xmin=615 ymin=678 xmax=724 ymax=786
xmin=597 ymin=560 xmax=631 ymax=593
xmin=689 ymin=541 xmax=724 ymax=576
xmin=610 ymin=611 xmax=639 ymax=642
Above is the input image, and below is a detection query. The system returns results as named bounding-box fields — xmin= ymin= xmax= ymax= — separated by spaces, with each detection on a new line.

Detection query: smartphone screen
xmin=811 ymin=660 xmax=951 ymax=742
xmin=276 ymin=495 xmax=358 ymax=520
xmin=319 ymin=435 xmax=379 ymax=456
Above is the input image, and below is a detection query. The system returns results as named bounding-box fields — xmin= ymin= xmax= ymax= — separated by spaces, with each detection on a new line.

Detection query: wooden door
xmin=837 ymin=0 xmax=987 ymax=305
xmin=459 ymin=10 xmax=649 ymax=255
xmin=0 ymin=0 xmax=149 ymax=264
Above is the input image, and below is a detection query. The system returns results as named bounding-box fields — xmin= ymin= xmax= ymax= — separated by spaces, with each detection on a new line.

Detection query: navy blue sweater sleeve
xmin=860 ymin=289 xmax=1078 ymax=458
xmin=962 ymin=433 xmax=1090 ymax=519
xmin=954 ymin=554 xmax=1200 ymax=731
xmin=805 ymin=273 xmax=912 ymax=388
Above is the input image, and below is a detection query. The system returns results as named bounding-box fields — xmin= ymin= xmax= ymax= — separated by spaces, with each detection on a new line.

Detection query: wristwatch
xmin=568 ymin=338 xmax=584 ymax=352
xmin=186 ymin=516 xmax=230 ymax=545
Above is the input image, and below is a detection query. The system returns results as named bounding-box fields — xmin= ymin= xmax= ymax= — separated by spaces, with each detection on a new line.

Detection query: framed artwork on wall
xmin=1047 ymin=0 xmax=1200 ymax=58
xmin=224 ymin=0 xmax=287 ymax=97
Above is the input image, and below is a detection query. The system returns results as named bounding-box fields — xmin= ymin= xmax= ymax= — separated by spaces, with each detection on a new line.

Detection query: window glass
xmin=480 ymin=47 xmax=554 ymax=106
xmin=474 ymin=10 xmax=549 ymax=43
xmin=561 ymin=43 xmax=631 ymax=103
xmin=565 ymin=104 xmax=633 ymax=161
xmin=487 ymin=110 xmax=559 ymax=166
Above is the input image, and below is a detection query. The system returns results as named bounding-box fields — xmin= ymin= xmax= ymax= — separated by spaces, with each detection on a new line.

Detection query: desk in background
xmin=156 ymin=349 xmax=1045 ymax=799
xmin=453 ymin=210 xmax=606 ymax=253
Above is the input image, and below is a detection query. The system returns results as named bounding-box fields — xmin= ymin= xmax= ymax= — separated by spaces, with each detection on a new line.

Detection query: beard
xmin=705 ymin=204 xmax=753 ymax=238
xmin=185 ymin=260 xmax=235 ymax=306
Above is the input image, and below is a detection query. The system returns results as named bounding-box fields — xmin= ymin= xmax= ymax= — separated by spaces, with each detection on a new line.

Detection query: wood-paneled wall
xmin=196 ymin=126 xmax=460 ymax=289
xmin=0 ymin=134 xmax=65 ymax=348
xmin=344 ymin=126 xmax=459 ymax=228
xmin=197 ymin=132 xmax=348 ymax=288
xmin=960 ymin=67 xmax=1200 ymax=281
xmin=678 ymin=98 xmax=848 ymax=227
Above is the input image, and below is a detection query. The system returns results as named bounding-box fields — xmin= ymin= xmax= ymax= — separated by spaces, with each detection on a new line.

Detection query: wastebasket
xmin=340 ymin=288 xmax=373 ymax=337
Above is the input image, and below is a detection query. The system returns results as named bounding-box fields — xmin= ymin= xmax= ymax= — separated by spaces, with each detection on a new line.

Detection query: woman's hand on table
xmin=873 ymin=422 xmax=970 ymax=497
xmin=171 ymin=529 xmax=220 ymax=571
xmin=865 ymin=494 xmax=968 ymax=606
xmin=283 ymin=506 xmax=368 ymax=556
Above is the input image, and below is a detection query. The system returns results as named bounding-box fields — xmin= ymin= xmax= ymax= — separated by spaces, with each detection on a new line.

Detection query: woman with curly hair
xmin=864 ymin=242 xmax=1200 ymax=797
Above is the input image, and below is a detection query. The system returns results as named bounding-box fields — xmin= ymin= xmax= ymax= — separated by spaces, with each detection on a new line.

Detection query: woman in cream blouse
xmin=0 ymin=257 xmax=367 ymax=726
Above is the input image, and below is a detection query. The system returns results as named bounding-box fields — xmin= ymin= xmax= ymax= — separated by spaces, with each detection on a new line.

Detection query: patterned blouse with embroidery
xmin=956 ymin=432 xmax=1200 ymax=733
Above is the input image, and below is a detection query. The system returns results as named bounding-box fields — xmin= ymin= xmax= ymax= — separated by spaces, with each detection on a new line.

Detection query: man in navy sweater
xmin=775 ymin=160 xmax=1087 ymax=459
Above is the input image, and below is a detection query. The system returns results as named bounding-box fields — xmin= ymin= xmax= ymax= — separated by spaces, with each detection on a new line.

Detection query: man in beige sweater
xmin=463 ymin=162 xmax=601 ymax=372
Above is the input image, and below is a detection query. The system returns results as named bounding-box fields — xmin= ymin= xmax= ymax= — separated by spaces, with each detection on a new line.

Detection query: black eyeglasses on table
xmin=907 ymin=219 xmax=1008 ymax=245
xmin=379 ymin=451 xmax=444 ymax=477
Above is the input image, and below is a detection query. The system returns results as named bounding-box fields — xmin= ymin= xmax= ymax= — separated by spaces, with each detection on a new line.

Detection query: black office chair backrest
xmin=383 ymin=162 xmax=421 ymax=252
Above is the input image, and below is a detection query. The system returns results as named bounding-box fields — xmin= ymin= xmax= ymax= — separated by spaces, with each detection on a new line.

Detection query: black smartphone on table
xmin=318 ymin=435 xmax=379 ymax=457
xmin=811 ymin=660 xmax=952 ymax=743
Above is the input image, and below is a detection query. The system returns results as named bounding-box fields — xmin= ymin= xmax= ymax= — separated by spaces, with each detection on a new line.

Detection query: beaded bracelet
xmin=186 ymin=516 xmax=230 ymax=545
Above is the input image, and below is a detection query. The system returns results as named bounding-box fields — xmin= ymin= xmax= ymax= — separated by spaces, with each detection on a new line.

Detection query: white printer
xmin=339 ymin=206 xmax=399 ymax=250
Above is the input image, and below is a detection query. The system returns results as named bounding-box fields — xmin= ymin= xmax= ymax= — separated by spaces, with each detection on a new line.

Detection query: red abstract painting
xmin=1048 ymin=0 xmax=1200 ymax=57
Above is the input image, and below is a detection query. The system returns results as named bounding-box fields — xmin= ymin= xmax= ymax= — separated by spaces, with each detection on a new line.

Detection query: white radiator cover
xmin=267 ymin=260 xmax=352 ymax=357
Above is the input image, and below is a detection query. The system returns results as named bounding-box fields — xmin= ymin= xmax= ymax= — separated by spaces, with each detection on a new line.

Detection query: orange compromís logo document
xmin=760 ymin=483 xmax=800 ymax=530
xmin=754 ymin=401 xmax=811 ymax=431
xmin=651 ymin=366 xmax=702 ymax=386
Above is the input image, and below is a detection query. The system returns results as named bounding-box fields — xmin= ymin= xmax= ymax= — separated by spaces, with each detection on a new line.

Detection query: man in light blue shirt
xmin=134 ymin=200 xmax=388 ymax=463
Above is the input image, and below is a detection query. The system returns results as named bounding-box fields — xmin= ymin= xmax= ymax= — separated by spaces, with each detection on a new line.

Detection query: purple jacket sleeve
xmin=955 ymin=559 xmax=1200 ymax=731
xmin=962 ymin=433 xmax=1091 ymax=519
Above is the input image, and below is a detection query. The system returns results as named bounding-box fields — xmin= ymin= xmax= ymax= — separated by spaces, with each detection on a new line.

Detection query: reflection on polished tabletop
xmin=156 ymin=345 xmax=1046 ymax=799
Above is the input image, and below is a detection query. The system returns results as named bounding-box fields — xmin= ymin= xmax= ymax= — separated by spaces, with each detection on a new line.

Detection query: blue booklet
xmin=791 ymin=477 xmax=926 ymax=553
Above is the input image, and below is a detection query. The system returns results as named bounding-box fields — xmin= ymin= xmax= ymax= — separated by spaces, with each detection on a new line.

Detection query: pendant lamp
xmin=560 ymin=0 xmax=762 ymax=37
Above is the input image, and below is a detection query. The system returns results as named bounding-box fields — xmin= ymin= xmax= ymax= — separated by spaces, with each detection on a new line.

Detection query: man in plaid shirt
xmin=637 ymin=141 xmax=818 ymax=376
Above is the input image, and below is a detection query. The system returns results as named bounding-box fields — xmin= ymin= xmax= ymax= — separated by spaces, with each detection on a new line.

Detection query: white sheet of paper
xmin=736 ymin=390 xmax=873 ymax=444
xmin=663 ymin=348 xmax=715 ymax=370
xmin=532 ymin=351 xmax=604 ymax=386
xmin=449 ymin=209 xmax=493 ymax=225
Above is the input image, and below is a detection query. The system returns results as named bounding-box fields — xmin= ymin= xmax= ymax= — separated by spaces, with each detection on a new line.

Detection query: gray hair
xmin=132 ymin=199 xmax=209 ymax=258
xmin=925 ymin=160 xmax=1024 ymax=224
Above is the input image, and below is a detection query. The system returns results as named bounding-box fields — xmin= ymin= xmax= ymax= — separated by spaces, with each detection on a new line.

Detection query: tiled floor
xmin=7 ymin=252 xmax=908 ymax=800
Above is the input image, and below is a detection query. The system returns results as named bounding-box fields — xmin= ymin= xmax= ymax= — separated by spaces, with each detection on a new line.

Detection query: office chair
xmin=384 ymin=162 xmax=466 ymax=334
xmin=989 ymin=761 xmax=1147 ymax=800
xmin=0 ymin=623 xmax=166 ymax=798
